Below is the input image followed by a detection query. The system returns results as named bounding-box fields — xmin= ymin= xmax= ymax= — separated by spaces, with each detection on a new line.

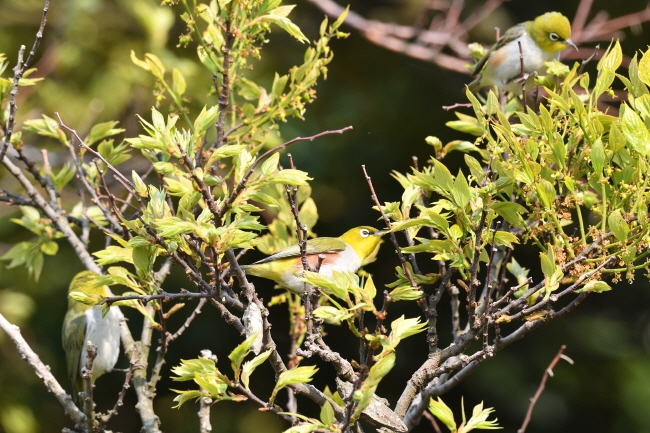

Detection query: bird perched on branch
xmin=62 ymin=270 xmax=121 ymax=404
xmin=241 ymin=226 xmax=386 ymax=293
xmin=468 ymin=11 xmax=577 ymax=94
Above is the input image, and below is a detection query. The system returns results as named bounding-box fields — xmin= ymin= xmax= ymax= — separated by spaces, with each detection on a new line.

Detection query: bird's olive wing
xmin=62 ymin=311 xmax=86 ymax=389
xmin=472 ymin=22 xmax=527 ymax=75
xmin=254 ymin=237 xmax=347 ymax=263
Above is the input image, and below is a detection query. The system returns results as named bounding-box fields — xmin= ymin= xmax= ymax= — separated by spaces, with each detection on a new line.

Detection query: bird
xmin=241 ymin=226 xmax=386 ymax=293
xmin=468 ymin=12 xmax=578 ymax=94
xmin=62 ymin=270 xmax=121 ymax=404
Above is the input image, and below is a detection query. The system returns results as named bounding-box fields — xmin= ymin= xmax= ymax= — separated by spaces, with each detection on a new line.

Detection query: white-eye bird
xmin=468 ymin=11 xmax=577 ymax=94
xmin=62 ymin=270 xmax=121 ymax=404
xmin=241 ymin=226 xmax=386 ymax=293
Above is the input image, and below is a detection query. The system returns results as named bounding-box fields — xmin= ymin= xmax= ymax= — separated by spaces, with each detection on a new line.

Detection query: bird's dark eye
xmin=360 ymin=229 xmax=370 ymax=238
xmin=549 ymin=32 xmax=560 ymax=41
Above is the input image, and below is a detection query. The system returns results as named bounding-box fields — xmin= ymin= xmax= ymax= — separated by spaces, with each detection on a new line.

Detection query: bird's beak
xmin=566 ymin=39 xmax=578 ymax=51
xmin=374 ymin=229 xmax=389 ymax=237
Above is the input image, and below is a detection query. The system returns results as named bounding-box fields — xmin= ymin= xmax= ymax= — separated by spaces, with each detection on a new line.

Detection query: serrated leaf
xmin=271 ymin=365 xmax=318 ymax=403
xmin=493 ymin=231 xmax=519 ymax=248
xmin=428 ymin=398 xmax=456 ymax=431
xmin=85 ymin=121 xmax=124 ymax=146
xmin=93 ymin=245 xmax=134 ymax=265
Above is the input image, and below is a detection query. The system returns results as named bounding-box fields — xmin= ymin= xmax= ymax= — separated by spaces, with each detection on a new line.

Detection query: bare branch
xmin=362 ymin=164 xmax=417 ymax=287
xmin=518 ymin=345 xmax=573 ymax=433
xmin=217 ymin=126 xmax=353 ymax=219
xmin=0 ymin=312 xmax=86 ymax=426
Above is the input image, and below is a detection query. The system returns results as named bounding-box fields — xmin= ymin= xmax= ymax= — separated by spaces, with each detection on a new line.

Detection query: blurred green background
xmin=2 ymin=0 xmax=650 ymax=432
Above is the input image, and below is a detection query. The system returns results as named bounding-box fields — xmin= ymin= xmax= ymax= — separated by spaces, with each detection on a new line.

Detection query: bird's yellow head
xmin=528 ymin=12 xmax=577 ymax=53
xmin=339 ymin=226 xmax=386 ymax=264
xmin=67 ymin=270 xmax=111 ymax=312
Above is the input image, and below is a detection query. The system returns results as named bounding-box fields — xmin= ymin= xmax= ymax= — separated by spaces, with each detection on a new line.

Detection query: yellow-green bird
xmin=468 ymin=11 xmax=577 ymax=94
xmin=241 ymin=226 xmax=386 ymax=293
xmin=62 ymin=271 xmax=121 ymax=404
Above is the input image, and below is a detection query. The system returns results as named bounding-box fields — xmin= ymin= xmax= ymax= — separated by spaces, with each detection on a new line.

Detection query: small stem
xmin=518 ymin=345 xmax=573 ymax=433
xmin=361 ymin=165 xmax=417 ymax=287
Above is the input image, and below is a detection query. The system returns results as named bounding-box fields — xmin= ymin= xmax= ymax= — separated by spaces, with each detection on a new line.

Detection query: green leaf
xmin=271 ymin=365 xmax=319 ymax=403
xmin=462 ymin=401 xmax=502 ymax=432
xmin=264 ymin=169 xmax=312 ymax=186
xmin=596 ymin=41 xmax=622 ymax=93
xmin=85 ymin=121 xmax=124 ymax=146
xmin=332 ymin=5 xmax=349 ymax=30
xmin=282 ymin=424 xmax=319 ymax=433
xmin=577 ymin=280 xmax=612 ymax=293
xmin=493 ymin=231 xmax=519 ymax=248
xmin=451 ymin=169 xmax=471 ymax=209
xmin=132 ymin=170 xmax=148 ymax=197
xmin=271 ymin=73 xmax=289 ymax=100
xmin=241 ymin=349 xmax=272 ymax=390
xmin=621 ymin=104 xmax=650 ymax=155
xmin=320 ymin=401 xmax=335 ymax=426
xmin=51 ymin=162 xmax=76 ymax=190
xmin=389 ymin=284 xmax=423 ymax=301
xmin=172 ymin=68 xmax=186 ymax=97
xmin=540 ymin=246 xmax=556 ymax=278
xmin=638 ymin=47 xmax=650 ymax=87
xmin=132 ymin=246 xmax=155 ymax=276
xmin=299 ymin=197 xmax=319 ymax=230
xmin=261 ymin=152 xmax=280 ymax=175
xmin=93 ymin=245 xmax=134 ymax=265
xmin=607 ymin=209 xmax=629 ymax=241
xmin=262 ymin=15 xmax=309 ymax=43
xmin=350 ymin=353 xmax=395 ymax=421
xmin=446 ymin=112 xmax=484 ymax=136
xmin=228 ymin=333 xmax=259 ymax=382
xmin=193 ymin=105 xmax=219 ymax=139
xmin=389 ymin=315 xmax=426 ymax=340
xmin=312 ymin=306 xmax=353 ymax=325
xmin=428 ymin=398 xmax=456 ymax=432
xmin=535 ymin=179 xmax=556 ymax=209
xmin=490 ymin=202 xmax=527 ymax=229
xmin=591 ymin=138 xmax=605 ymax=173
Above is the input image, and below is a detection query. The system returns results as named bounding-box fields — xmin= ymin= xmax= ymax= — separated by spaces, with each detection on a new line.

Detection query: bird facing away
xmin=62 ymin=270 xmax=121 ymax=404
xmin=468 ymin=12 xmax=577 ymax=94
xmin=241 ymin=226 xmax=386 ymax=293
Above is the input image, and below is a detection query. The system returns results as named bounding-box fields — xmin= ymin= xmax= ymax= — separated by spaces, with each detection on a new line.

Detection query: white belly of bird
xmin=486 ymin=33 xmax=560 ymax=92
xmin=280 ymin=244 xmax=362 ymax=293
xmin=81 ymin=305 xmax=120 ymax=380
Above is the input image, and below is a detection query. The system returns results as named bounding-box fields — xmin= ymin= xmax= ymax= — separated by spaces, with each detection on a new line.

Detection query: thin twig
xmin=100 ymin=361 xmax=138 ymax=423
xmin=169 ymin=298 xmax=207 ymax=342
xmin=217 ymin=126 xmax=353 ymax=219
xmin=518 ymin=345 xmax=573 ymax=433
xmin=0 ymin=312 xmax=86 ymax=425
xmin=56 ymin=113 xmax=135 ymax=191
xmin=1 ymin=0 xmax=50 ymax=161
xmin=361 ymin=164 xmax=417 ymax=287
xmin=81 ymin=341 xmax=97 ymax=430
